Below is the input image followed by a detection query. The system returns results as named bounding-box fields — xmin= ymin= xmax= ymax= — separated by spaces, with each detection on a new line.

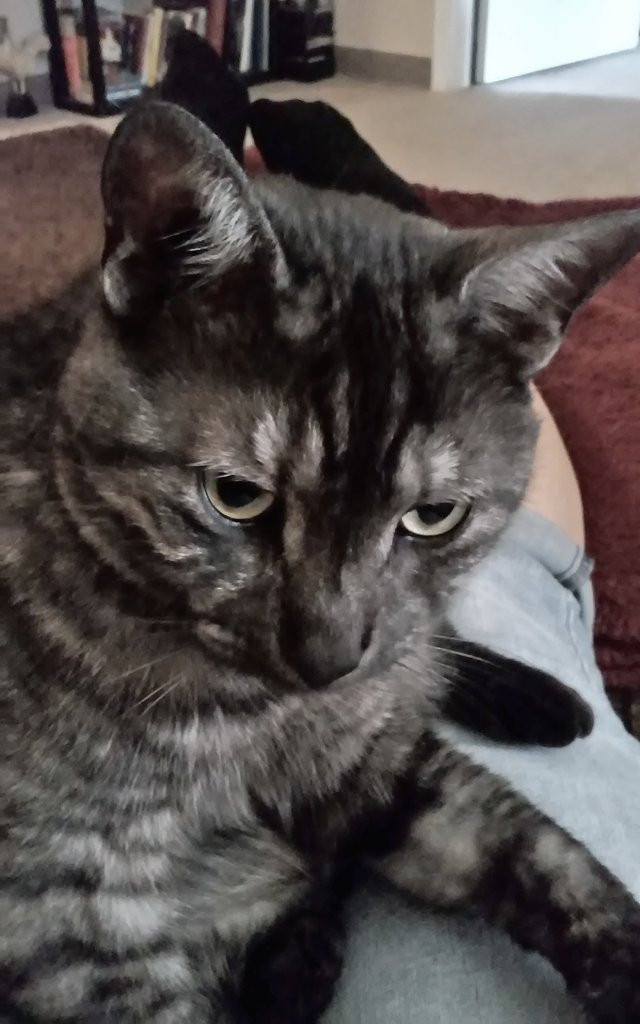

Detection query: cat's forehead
xmin=250 ymin=395 xmax=461 ymax=502
xmin=184 ymin=195 xmax=492 ymax=489
xmin=106 ymin=181 xmax=513 ymax=489
xmin=261 ymin=180 xmax=448 ymax=306
xmin=179 ymin=348 xmax=463 ymax=501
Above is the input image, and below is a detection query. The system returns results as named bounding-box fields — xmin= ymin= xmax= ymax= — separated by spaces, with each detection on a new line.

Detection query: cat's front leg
xmin=239 ymin=673 xmax=435 ymax=1024
xmin=248 ymin=668 xmax=437 ymax=853
xmin=438 ymin=622 xmax=594 ymax=746
xmin=241 ymin=885 xmax=346 ymax=1024
xmin=373 ymin=735 xmax=640 ymax=1023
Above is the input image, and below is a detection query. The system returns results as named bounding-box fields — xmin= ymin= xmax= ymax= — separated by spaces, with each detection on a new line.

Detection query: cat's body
xmin=2 ymin=102 xmax=640 ymax=1023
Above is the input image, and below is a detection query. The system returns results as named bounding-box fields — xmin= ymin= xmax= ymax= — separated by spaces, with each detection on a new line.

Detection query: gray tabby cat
xmin=1 ymin=100 xmax=640 ymax=1023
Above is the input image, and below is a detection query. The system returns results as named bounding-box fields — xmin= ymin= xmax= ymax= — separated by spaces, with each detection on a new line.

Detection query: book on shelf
xmin=141 ymin=7 xmax=162 ymax=85
xmin=54 ymin=2 xmax=209 ymax=106
xmin=221 ymin=0 xmax=335 ymax=81
xmin=224 ymin=0 xmax=275 ymax=77
xmin=206 ymin=0 xmax=228 ymax=55
xmin=121 ymin=14 xmax=146 ymax=75
xmin=253 ymin=0 xmax=270 ymax=73
xmin=223 ymin=0 xmax=244 ymax=71
xmin=58 ymin=11 xmax=82 ymax=97
xmin=239 ymin=0 xmax=255 ymax=73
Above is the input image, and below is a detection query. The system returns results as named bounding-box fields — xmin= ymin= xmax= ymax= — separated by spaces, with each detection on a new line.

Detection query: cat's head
xmin=57 ymin=102 xmax=640 ymax=695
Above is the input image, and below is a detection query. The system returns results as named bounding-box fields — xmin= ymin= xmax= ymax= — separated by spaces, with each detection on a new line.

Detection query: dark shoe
xmin=158 ymin=30 xmax=249 ymax=164
xmin=249 ymin=97 xmax=427 ymax=214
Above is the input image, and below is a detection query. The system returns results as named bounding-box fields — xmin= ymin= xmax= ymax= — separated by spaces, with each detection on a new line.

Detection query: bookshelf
xmin=272 ymin=1 xmax=335 ymax=82
xmin=40 ymin=0 xmax=335 ymax=117
xmin=41 ymin=1 xmax=209 ymax=115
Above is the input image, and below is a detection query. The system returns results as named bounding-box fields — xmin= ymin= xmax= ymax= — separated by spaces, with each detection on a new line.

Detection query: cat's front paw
xmin=576 ymin=911 xmax=640 ymax=1023
xmin=443 ymin=641 xmax=594 ymax=748
xmin=586 ymin=980 xmax=640 ymax=1023
xmin=242 ymin=901 xmax=345 ymax=1024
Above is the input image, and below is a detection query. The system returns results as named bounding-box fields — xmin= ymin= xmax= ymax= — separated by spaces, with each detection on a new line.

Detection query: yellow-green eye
xmin=400 ymin=500 xmax=470 ymax=538
xmin=203 ymin=474 xmax=274 ymax=522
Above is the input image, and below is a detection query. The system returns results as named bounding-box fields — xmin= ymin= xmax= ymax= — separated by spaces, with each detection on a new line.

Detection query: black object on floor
xmin=6 ymin=91 xmax=38 ymax=118
xmin=249 ymin=98 xmax=428 ymax=215
xmin=157 ymin=30 xmax=249 ymax=165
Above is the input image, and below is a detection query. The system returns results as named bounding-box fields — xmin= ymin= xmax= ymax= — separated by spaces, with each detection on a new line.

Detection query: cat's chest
xmin=81 ymin=804 xmax=308 ymax=950
xmin=55 ymin=733 xmax=308 ymax=950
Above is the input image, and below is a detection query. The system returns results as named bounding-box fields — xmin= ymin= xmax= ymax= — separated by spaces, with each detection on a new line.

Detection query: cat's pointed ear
xmin=453 ymin=210 xmax=640 ymax=378
xmin=101 ymin=101 xmax=284 ymax=317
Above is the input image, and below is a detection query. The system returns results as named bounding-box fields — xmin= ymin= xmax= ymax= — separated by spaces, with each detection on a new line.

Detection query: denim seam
xmin=564 ymin=594 xmax=597 ymax=696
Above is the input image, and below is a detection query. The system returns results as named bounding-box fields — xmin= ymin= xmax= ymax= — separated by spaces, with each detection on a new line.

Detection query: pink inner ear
xmin=100 ymin=102 xmax=286 ymax=316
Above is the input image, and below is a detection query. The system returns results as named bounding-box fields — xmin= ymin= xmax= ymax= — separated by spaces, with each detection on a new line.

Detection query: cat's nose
xmin=297 ymin=644 xmax=361 ymax=687
xmin=282 ymin=616 xmax=371 ymax=687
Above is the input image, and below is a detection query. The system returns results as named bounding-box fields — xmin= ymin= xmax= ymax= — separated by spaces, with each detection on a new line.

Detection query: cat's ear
xmin=101 ymin=100 xmax=284 ymax=317
xmin=453 ymin=211 xmax=640 ymax=378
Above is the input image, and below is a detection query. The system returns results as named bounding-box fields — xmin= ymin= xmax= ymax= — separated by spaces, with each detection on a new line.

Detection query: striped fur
xmin=1 ymin=102 xmax=640 ymax=1022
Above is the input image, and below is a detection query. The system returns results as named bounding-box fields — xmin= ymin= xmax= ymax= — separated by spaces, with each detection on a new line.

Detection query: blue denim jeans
xmin=325 ymin=508 xmax=640 ymax=1023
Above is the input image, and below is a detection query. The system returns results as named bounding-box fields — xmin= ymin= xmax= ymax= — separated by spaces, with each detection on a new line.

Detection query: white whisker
xmin=107 ymin=649 xmax=183 ymax=685
xmin=140 ymin=675 xmax=184 ymax=716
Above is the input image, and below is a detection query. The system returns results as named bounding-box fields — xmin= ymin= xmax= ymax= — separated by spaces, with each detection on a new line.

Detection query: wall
xmin=1 ymin=0 xmax=48 ymax=74
xmin=335 ymin=0 xmax=434 ymax=59
xmin=477 ymin=0 xmax=640 ymax=83
xmin=431 ymin=0 xmax=474 ymax=90
xmin=1 ymin=0 xmax=44 ymax=42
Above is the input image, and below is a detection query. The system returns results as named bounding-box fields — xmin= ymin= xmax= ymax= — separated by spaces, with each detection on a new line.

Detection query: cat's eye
xmin=400 ymin=500 xmax=470 ymax=538
xmin=203 ymin=473 xmax=274 ymax=522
